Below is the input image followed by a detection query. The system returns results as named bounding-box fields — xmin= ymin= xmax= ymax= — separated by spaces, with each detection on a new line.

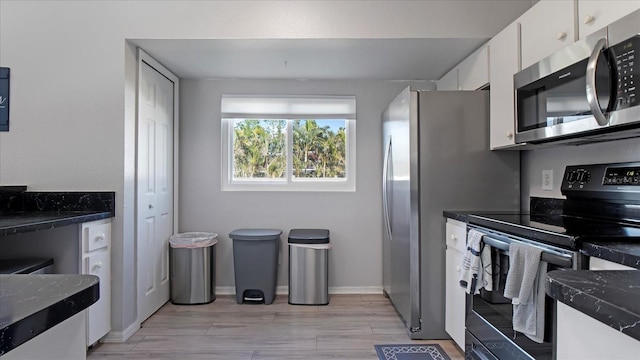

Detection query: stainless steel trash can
xmin=169 ymin=232 xmax=218 ymax=305
xmin=230 ymin=228 xmax=282 ymax=305
xmin=288 ymin=229 xmax=330 ymax=305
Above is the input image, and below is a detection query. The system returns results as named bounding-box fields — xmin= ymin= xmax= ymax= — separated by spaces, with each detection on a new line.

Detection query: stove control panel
xmin=562 ymin=162 xmax=640 ymax=201
xmin=603 ymin=166 xmax=640 ymax=185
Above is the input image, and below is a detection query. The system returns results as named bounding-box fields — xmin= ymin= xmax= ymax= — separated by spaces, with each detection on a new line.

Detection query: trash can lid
xmin=169 ymin=232 xmax=218 ymax=248
xmin=229 ymin=228 xmax=282 ymax=241
xmin=288 ymin=229 xmax=330 ymax=244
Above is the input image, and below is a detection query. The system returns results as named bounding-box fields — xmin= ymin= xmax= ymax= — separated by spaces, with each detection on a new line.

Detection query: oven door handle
xmin=482 ymin=235 xmax=573 ymax=268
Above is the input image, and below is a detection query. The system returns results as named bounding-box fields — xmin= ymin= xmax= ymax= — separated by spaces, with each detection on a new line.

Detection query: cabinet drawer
xmin=446 ymin=220 xmax=467 ymax=253
xmin=83 ymin=222 xmax=110 ymax=252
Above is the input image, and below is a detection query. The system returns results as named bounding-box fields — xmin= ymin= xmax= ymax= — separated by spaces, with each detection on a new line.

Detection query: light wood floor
xmin=87 ymin=294 xmax=464 ymax=359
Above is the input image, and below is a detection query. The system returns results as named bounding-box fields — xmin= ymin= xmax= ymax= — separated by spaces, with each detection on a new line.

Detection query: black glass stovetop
xmin=468 ymin=206 xmax=640 ymax=250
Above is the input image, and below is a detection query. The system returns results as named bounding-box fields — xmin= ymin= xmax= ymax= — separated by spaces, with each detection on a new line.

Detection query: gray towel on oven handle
xmin=503 ymin=242 xmax=546 ymax=343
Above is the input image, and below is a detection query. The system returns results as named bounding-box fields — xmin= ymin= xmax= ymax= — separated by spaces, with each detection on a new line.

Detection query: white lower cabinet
xmin=81 ymin=219 xmax=111 ymax=346
xmin=3 ymin=312 xmax=87 ymax=360
xmin=589 ymin=257 xmax=635 ymax=270
xmin=445 ymin=218 xmax=467 ymax=349
xmin=556 ymin=302 xmax=640 ymax=359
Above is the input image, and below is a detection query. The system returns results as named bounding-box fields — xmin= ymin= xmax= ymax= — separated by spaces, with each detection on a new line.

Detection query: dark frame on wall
xmin=0 ymin=67 xmax=10 ymax=132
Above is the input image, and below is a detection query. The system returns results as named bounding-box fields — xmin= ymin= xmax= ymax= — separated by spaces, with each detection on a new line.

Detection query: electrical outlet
xmin=542 ymin=170 xmax=553 ymax=191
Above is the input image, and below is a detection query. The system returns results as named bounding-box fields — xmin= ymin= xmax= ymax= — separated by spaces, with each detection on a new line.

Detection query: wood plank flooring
xmin=87 ymin=294 xmax=464 ymax=359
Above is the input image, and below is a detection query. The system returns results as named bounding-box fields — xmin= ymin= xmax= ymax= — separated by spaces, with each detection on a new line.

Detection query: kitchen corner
xmin=0 ymin=186 xmax=115 ymax=358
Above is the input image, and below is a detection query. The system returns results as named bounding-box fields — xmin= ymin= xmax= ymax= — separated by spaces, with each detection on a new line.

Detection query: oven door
xmin=465 ymin=228 xmax=576 ymax=360
xmin=514 ymin=28 xmax=615 ymax=144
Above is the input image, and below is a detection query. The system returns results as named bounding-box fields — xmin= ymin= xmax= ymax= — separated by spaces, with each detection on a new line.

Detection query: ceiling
xmin=133 ymin=38 xmax=488 ymax=81
xmin=131 ymin=1 xmax=536 ymax=82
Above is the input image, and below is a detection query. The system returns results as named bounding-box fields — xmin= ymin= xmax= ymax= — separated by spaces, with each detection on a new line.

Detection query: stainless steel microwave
xmin=514 ymin=9 xmax=640 ymax=145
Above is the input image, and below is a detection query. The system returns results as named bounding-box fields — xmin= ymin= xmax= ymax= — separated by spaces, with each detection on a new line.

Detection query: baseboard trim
xmin=101 ymin=321 xmax=140 ymax=343
xmin=215 ymin=286 xmax=383 ymax=295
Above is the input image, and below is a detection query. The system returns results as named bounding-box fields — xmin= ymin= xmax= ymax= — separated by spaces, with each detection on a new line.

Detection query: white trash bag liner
xmin=169 ymin=232 xmax=218 ymax=248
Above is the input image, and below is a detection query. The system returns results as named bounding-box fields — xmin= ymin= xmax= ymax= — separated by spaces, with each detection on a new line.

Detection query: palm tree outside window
xmin=221 ymin=95 xmax=356 ymax=192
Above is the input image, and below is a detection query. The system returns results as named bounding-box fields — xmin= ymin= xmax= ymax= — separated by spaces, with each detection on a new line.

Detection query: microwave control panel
xmin=612 ymin=35 xmax=639 ymax=110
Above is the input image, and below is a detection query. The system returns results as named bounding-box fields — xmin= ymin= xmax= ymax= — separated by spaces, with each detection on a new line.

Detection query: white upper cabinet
xmin=458 ymin=45 xmax=489 ymax=90
xmin=438 ymin=45 xmax=489 ymax=91
xmin=519 ymin=0 xmax=575 ymax=69
xmin=489 ymin=22 xmax=520 ymax=149
xmin=578 ymin=0 xmax=640 ymax=39
xmin=437 ymin=66 xmax=458 ymax=91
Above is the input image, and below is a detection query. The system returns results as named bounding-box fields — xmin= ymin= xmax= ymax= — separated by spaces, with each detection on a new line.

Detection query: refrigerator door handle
xmin=382 ymin=135 xmax=392 ymax=240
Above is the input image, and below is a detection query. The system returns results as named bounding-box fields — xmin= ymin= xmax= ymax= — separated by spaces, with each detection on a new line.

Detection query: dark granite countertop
xmin=581 ymin=242 xmax=640 ymax=269
xmin=0 ymin=190 xmax=115 ymax=237
xmin=443 ymin=210 xmax=472 ymax=222
xmin=0 ymin=274 xmax=99 ymax=355
xmin=547 ymin=270 xmax=640 ymax=342
xmin=443 ymin=210 xmax=522 ymax=223
xmin=0 ymin=210 xmax=113 ymax=237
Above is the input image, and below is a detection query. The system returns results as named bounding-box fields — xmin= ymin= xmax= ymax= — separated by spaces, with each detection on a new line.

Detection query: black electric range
xmin=465 ymin=161 xmax=640 ymax=360
xmin=469 ymin=161 xmax=640 ymax=251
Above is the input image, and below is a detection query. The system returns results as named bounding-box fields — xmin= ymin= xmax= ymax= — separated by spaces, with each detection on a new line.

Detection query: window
xmin=221 ymin=95 xmax=356 ymax=191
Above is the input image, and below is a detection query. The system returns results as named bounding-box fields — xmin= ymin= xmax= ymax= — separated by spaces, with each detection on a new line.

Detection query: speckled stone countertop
xmin=0 ymin=210 xmax=113 ymax=237
xmin=443 ymin=210 xmax=522 ymax=223
xmin=0 ymin=190 xmax=115 ymax=237
xmin=581 ymin=242 xmax=640 ymax=269
xmin=546 ymin=270 xmax=640 ymax=342
xmin=0 ymin=274 xmax=99 ymax=355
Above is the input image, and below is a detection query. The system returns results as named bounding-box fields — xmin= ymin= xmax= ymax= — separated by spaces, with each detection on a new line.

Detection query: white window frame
xmin=220 ymin=96 xmax=356 ymax=192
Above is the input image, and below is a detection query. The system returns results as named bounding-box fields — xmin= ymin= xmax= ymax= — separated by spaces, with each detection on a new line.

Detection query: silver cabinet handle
xmin=586 ymin=37 xmax=609 ymax=126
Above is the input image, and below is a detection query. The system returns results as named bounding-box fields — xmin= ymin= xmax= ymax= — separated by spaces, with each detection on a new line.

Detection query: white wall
xmin=521 ymin=137 xmax=640 ymax=209
xmin=179 ymin=78 xmax=434 ymax=291
xmin=0 ymin=0 xmax=534 ymax=338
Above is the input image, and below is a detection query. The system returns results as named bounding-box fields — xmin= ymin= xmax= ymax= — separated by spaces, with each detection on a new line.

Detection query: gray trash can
xmin=288 ymin=229 xmax=330 ymax=305
xmin=230 ymin=228 xmax=282 ymax=305
xmin=169 ymin=232 xmax=218 ymax=305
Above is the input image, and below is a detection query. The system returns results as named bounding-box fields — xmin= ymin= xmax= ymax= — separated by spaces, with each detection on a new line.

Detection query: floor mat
xmin=374 ymin=344 xmax=452 ymax=360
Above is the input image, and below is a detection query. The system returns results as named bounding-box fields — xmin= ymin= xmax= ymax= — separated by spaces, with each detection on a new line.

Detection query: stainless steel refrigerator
xmin=381 ymin=87 xmax=520 ymax=339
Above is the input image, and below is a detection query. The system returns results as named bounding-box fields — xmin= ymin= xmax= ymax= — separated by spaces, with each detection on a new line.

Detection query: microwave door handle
xmin=586 ymin=37 xmax=610 ymax=126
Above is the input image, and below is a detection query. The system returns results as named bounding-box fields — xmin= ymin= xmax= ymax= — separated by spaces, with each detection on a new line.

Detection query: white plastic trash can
xmin=169 ymin=232 xmax=218 ymax=305
xmin=288 ymin=229 xmax=330 ymax=305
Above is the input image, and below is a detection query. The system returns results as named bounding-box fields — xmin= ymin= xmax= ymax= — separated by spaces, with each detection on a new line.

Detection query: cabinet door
xmin=437 ymin=67 xmax=458 ymax=91
xmin=556 ymin=302 xmax=640 ymax=359
xmin=489 ymin=22 xmax=520 ymax=149
xmin=578 ymin=0 xmax=640 ymax=39
xmin=519 ymin=0 xmax=575 ymax=69
xmin=445 ymin=247 xmax=466 ymax=349
xmin=445 ymin=219 xmax=466 ymax=349
xmin=83 ymin=249 xmax=111 ymax=346
xmin=589 ymin=257 xmax=635 ymax=270
xmin=458 ymin=45 xmax=489 ymax=91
